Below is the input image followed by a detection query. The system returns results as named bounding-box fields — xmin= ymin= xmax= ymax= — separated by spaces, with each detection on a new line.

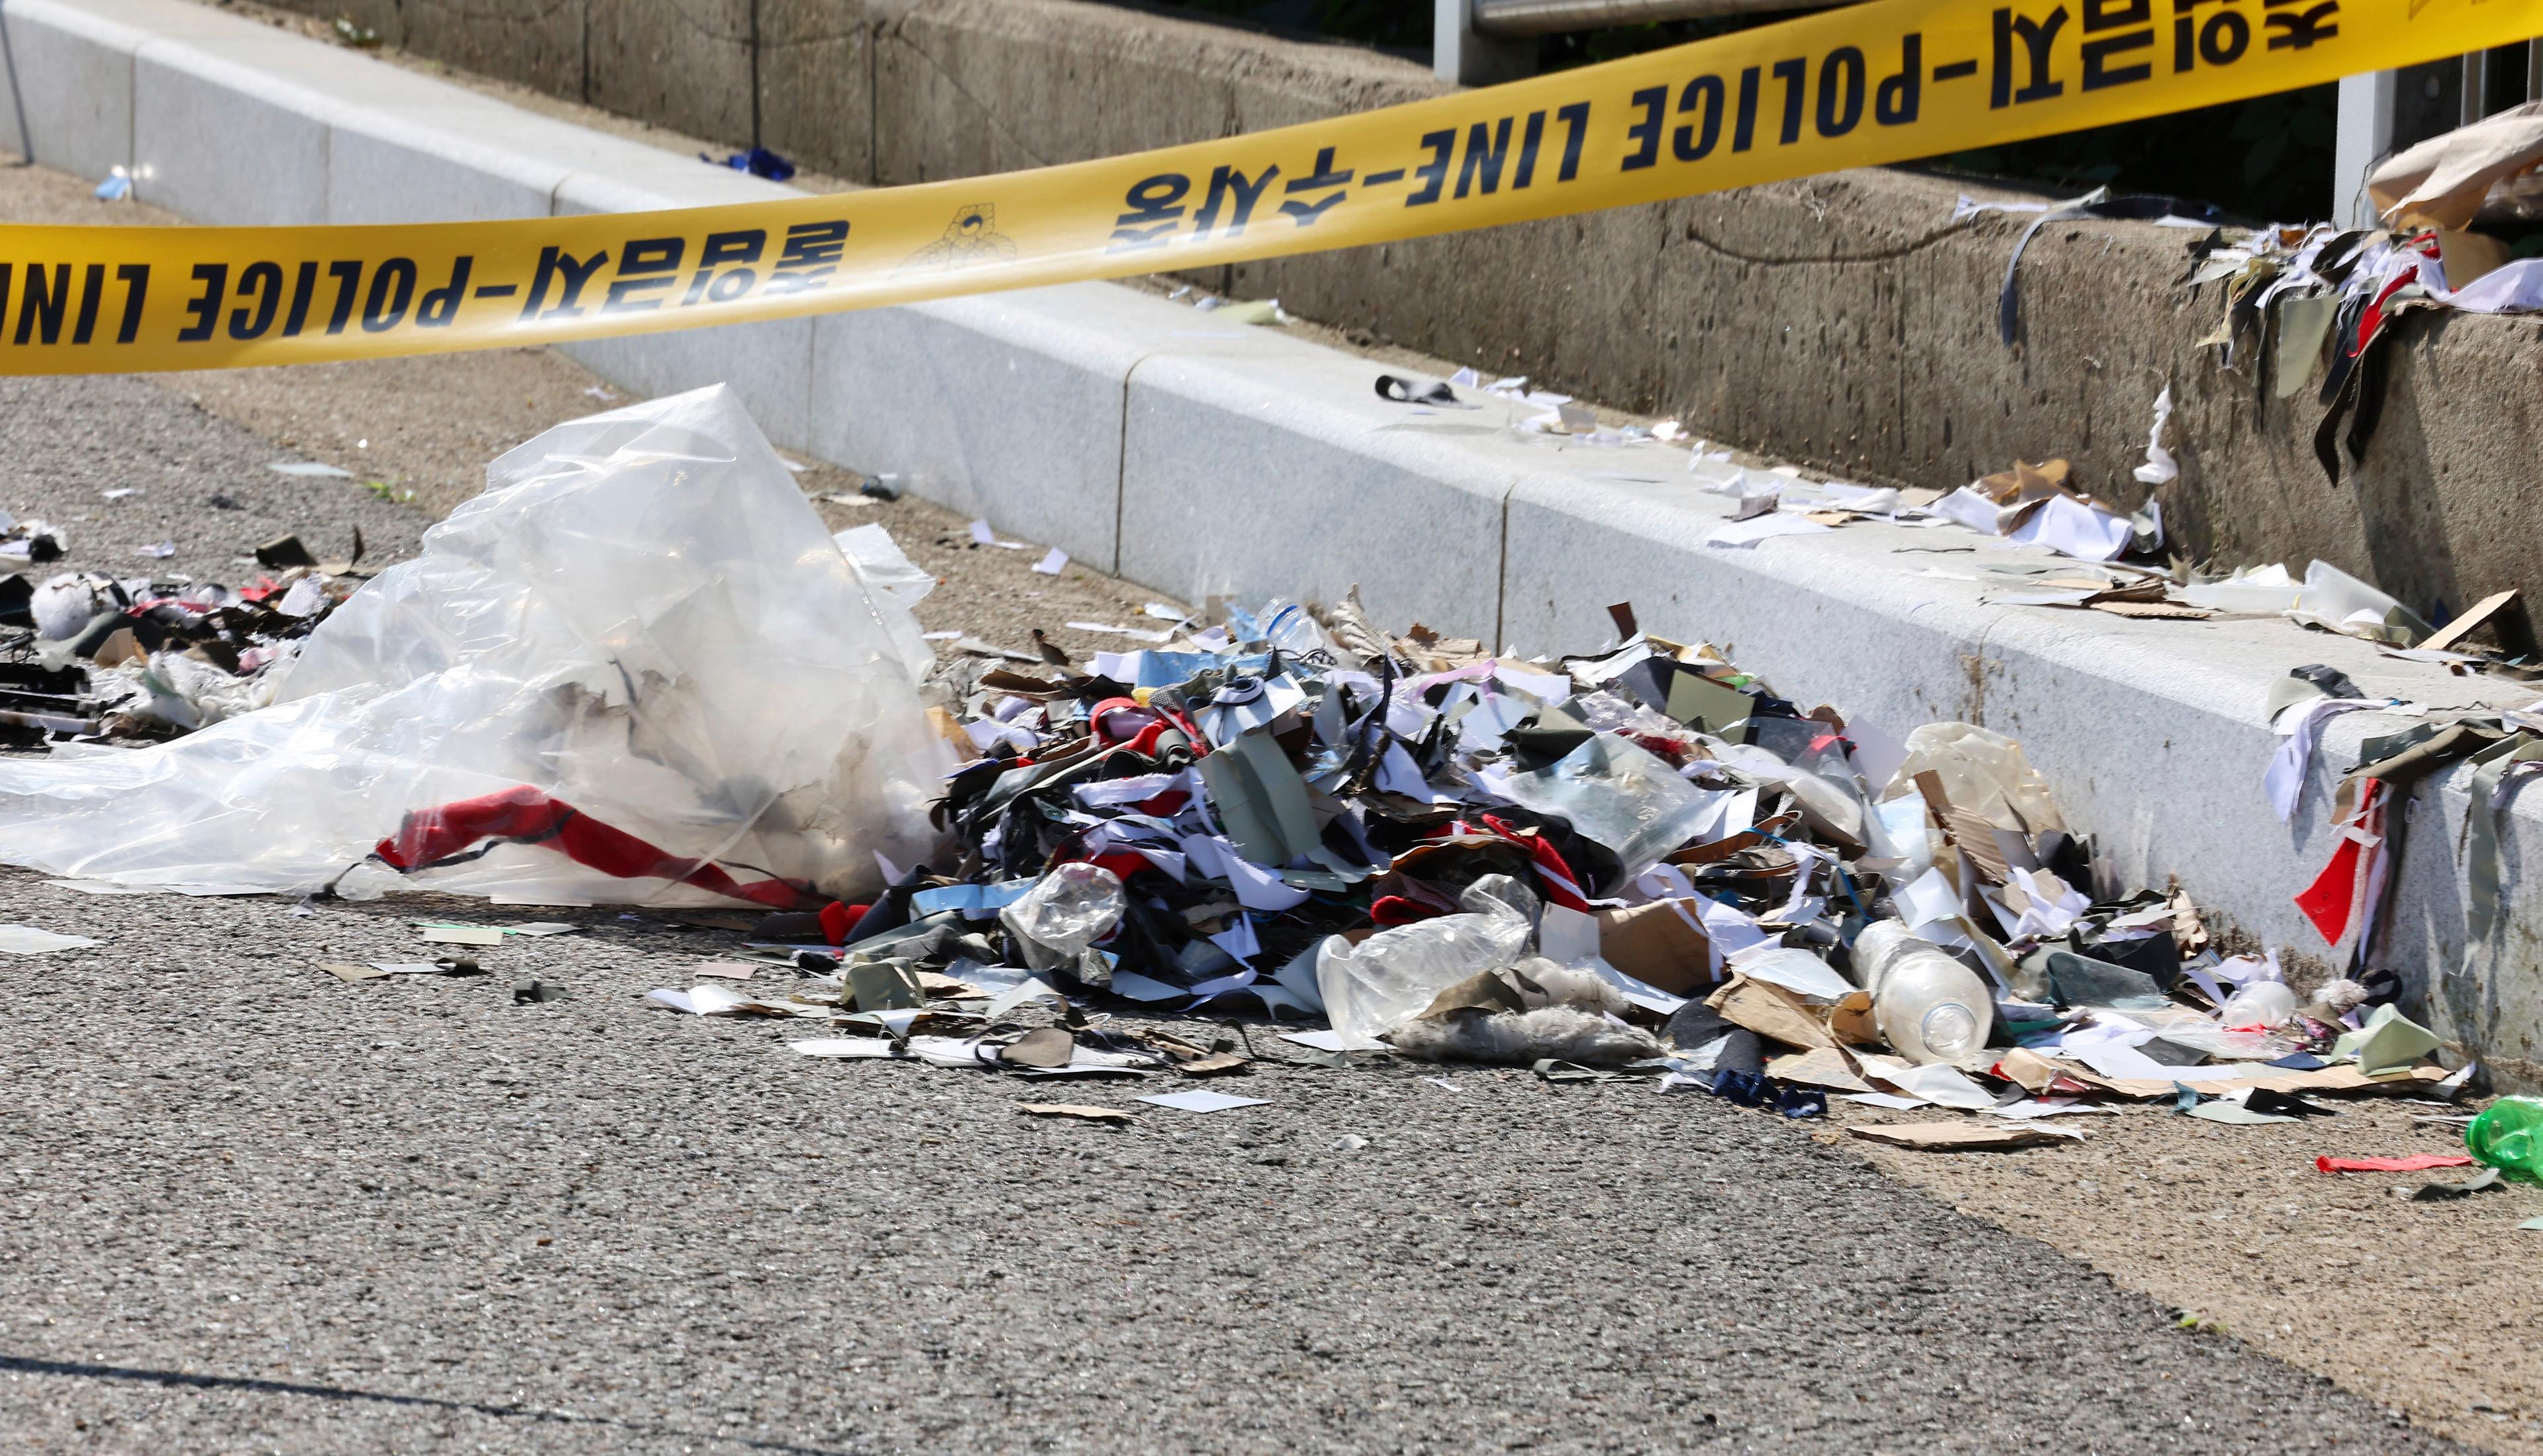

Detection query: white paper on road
xmin=0 ymin=925 xmax=98 ymax=955
xmin=1138 ymin=1089 xmax=1270 ymax=1113
xmin=791 ymin=1038 xmax=902 ymax=1058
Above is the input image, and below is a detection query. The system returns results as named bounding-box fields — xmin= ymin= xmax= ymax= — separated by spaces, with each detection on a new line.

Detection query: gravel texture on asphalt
xmin=0 ymin=883 xmax=2471 ymax=1456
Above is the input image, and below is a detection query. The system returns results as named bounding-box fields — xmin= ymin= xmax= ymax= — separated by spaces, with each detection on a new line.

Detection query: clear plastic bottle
xmin=999 ymin=862 xmax=1125 ymax=971
xmin=1873 ymin=947 xmax=1993 ymax=1065
xmin=1848 ymin=920 xmax=1938 ymax=995
xmin=2216 ymin=979 xmax=2296 ymax=1031
xmin=2467 ymin=1096 xmax=2543 ymax=1183
xmin=1315 ymin=873 xmax=1536 ymax=1047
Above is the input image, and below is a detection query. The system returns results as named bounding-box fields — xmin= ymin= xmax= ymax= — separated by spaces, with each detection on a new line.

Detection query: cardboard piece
xmin=1848 ymin=1121 xmax=2083 ymax=1150
xmin=1017 ymin=1103 xmax=1133 ymax=1122
xmin=2417 ymin=589 xmax=2518 ymax=654
xmin=1828 ymin=991 xmax=1879 ymax=1047
xmin=1595 ymin=898 xmax=1713 ymax=994
xmin=419 ymin=924 xmax=503 ymax=947
xmin=1705 ymin=974 xmax=1836 ymax=1051
xmin=1765 ymin=1045 xmax=1873 ymax=1092
xmin=1175 ymin=1052 xmax=1251 ymax=1077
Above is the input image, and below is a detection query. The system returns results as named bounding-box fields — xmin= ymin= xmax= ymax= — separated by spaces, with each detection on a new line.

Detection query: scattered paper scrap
xmin=1849 ymin=1122 xmax=2084 ymax=1150
xmin=1032 ymin=548 xmax=1068 ymax=575
xmin=0 ymin=925 xmax=99 ymax=955
xmin=419 ymin=924 xmax=504 ymax=947
xmin=968 ymin=519 xmax=1026 ymax=549
xmin=791 ymin=1038 xmax=902 ymax=1058
xmin=1017 ymin=1103 xmax=1134 ymax=1122
xmin=1136 ymin=1089 xmax=1269 ymax=1114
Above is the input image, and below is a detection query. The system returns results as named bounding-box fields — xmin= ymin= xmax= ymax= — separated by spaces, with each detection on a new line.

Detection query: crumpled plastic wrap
xmin=0 ymin=385 xmax=952 ymax=904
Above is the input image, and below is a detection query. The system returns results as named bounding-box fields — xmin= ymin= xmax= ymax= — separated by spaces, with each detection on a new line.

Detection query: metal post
xmin=1434 ymin=0 xmax=1534 ymax=85
xmin=2332 ymin=70 xmax=2397 ymax=229
xmin=2464 ymin=49 xmax=2495 ymax=126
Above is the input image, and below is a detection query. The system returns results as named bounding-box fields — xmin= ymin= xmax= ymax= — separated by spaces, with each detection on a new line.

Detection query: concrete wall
xmin=230 ymin=0 xmax=2543 ymax=636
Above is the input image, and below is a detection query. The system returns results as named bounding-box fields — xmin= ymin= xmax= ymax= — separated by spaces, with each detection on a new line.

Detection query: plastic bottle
xmin=2216 ymin=979 xmax=2296 ymax=1031
xmin=999 ymin=862 xmax=1125 ymax=971
xmin=1315 ymin=873 xmax=1536 ymax=1047
xmin=2466 ymin=1096 xmax=2543 ymax=1184
xmin=1848 ymin=920 xmax=1940 ymax=995
xmin=1873 ymin=947 xmax=1993 ymax=1065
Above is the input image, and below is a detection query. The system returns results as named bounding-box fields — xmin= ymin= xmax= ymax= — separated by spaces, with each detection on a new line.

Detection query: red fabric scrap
xmin=372 ymin=785 xmax=815 ymax=910
xmin=818 ymin=900 xmax=868 ymax=946
xmin=2294 ymin=779 xmax=2381 ymax=946
xmin=1479 ymin=813 xmax=1592 ymax=912
xmin=1079 ymin=850 xmax=1154 ymax=884
xmin=1370 ymin=895 xmax=1443 ymax=928
xmin=2315 ymin=1153 xmax=2474 ymax=1174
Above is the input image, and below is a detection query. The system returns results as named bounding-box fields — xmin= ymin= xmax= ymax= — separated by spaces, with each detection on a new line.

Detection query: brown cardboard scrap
xmin=1849 ymin=1122 xmax=2081 ymax=1151
xmin=1828 ymin=991 xmax=1880 ymax=1047
xmin=1175 ymin=1052 xmax=1252 ymax=1077
xmin=1417 ymin=968 xmax=1526 ymax=1020
xmin=2418 ymin=589 xmax=2519 ymax=654
xmin=1991 ymin=1047 xmax=2099 ymax=1096
xmin=1017 ymin=1103 xmax=1133 ymax=1122
xmin=1596 ymin=898 xmax=1713 ymax=995
xmin=1766 ymin=1045 xmax=1872 ymax=1092
xmin=1705 ymin=974 xmax=1836 ymax=1051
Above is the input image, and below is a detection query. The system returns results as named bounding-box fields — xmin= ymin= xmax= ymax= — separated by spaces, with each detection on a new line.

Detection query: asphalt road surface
xmin=0 ymin=353 xmax=2476 ymax=1456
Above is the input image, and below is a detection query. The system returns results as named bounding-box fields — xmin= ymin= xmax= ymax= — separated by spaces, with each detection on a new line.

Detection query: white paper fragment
xmin=1136 ymin=1089 xmax=1270 ymax=1113
xmin=268 ymin=461 xmax=353 ymax=478
xmin=790 ymin=1038 xmax=903 ymax=1058
xmin=2132 ymin=386 xmax=2178 ymax=486
xmin=1032 ymin=548 xmax=1068 ymax=575
xmin=0 ymin=925 xmax=99 ymax=955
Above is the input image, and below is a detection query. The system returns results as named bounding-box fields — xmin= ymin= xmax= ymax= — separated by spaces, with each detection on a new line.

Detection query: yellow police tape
xmin=0 ymin=0 xmax=2530 ymax=373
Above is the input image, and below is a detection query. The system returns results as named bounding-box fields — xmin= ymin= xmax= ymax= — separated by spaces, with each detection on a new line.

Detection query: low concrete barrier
xmin=205 ymin=0 xmax=2543 ymax=633
xmin=6 ymin=0 xmax=2542 ymax=1082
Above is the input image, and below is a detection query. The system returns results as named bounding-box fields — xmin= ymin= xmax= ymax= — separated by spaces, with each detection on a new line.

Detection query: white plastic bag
xmin=0 ymin=385 xmax=952 ymax=904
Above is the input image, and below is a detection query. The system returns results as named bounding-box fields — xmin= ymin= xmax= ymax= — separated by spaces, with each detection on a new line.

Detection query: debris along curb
xmin=7 ymin=1 xmax=2543 ymax=1075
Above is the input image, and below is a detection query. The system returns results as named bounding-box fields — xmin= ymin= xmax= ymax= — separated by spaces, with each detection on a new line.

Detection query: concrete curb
xmin=6 ymin=0 xmax=2541 ymax=1077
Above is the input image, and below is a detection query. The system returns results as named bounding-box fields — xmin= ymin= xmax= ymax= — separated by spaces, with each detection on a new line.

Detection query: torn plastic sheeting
xmin=0 ymin=386 xmax=952 ymax=904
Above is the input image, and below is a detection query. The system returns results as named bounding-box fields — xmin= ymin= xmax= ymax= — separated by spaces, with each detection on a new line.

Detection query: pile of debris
xmin=0 ymin=385 xmax=2463 ymax=1142
xmin=0 ymin=528 xmax=364 ymax=742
